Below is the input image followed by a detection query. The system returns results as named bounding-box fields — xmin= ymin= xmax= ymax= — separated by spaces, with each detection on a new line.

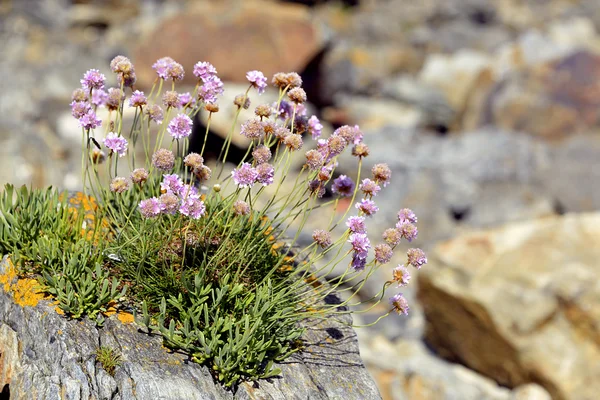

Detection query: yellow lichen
xmin=117 ymin=312 xmax=134 ymax=324
xmin=0 ymin=258 xmax=48 ymax=307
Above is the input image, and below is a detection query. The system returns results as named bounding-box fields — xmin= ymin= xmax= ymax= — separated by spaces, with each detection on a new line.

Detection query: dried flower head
xmin=334 ymin=125 xmax=363 ymax=145
xmin=184 ymin=153 xmax=204 ymax=171
xmin=255 ymin=104 xmax=272 ymax=118
xmin=359 ymin=179 xmax=381 ymax=197
xmin=352 ymin=143 xmax=370 ymax=158
xmin=179 ymin=197 xmax=205 ymax=219
xmin=392 ymin=265 xmax=411 ymax=286
xmin=305 ymin=149 xmax=325 ymax=171
xmin=272 ymin=72 xmax=302 ymax=89
xmin=406 ymin=248 xmax=427 ymax=269
xmin=110 ymin=177 xmax=130 ymax=193
xmin=252 ymin=145 xmax=272 ymax=164
xmin=205 ymin=103 xmax=219 ymax=113
xmin=139 ymin=197 xmax=162 ymax=218
xmin=110 ymin=55 xmax=133 ymax=72
xmin=308 ymin=116 xmax=323 ymax=140
xmin=103 ymin=132 xmax=128 ymax=157
xmin=327 ymin=135 xmax=347 ymax=157
xmin=397 ymin=222 xmax=418 ymax=242
xmin=168 ymin=114 xmax=193 ymax=140
xmin=356 ymin=199 xmax=379 ymax=217
xmin=287 ymin=87 xmax=307 ymax=104
xmin=256 ymin=163 xmax=274 ymax=186
xmin=129 ymin=90 xmax=147 ymax=108
xmin=372 ymin=163 xmax=391 ymax=187
xmin=195 ymin=165 xmax=212 ymax=182
xmin=234 ymin=94 xmax=251 ymax=109
xmin=131 ymin=168 xmax=149 ymax=184
xmin=71 ymin=88 xmax=88 ymax=102
xmin=240 ymin=119 xmax=264 ymax=139
xmin=232 ymin=163 xmax=257 ymax=188
xmin=390 ymin=293 xmax=409 ymax=315
xmin=262 ymin=120 xmax=276 ymax=136
xmin=374 ymin=243 xmax=393 ymax=264
xmin=293 ymin=115 xmax=309 ymax=135
xmin=318 ymin=166 xmax=333 ymax=182
xmin=90 ymin=149 xmax=106 ymax=164
xmin=383 ymin=228 xmax=402 ymax=247
xmin=152 ymin=148 xmax=175 ymax=171
xmin=106 ymin=88 xmax=125 ymax=111
xmin=233 ymin=200 xmax=251 ymax=216
xmin=308 ymin=179 xmax=325 ymax=198
xmin=246 ymin=70 xmax=267 ymax=95
xmin=284 ymin=134 xmax=303 ymax=151
xmin=160 ymin=193 xmax=180 ymax=215
xmin=332 ymin=175 xmax=355 ymax=197
xmin=312 ymin=229 xmax=332 ymax=249
xmin=81 ymin=69 xmax=105 ymax=91
xmin=162 ymin=90 xmax=180 ymax=109
xmin=274 ymin=126 xmax=291 ymax=141
xmin=146 ymin=104 xmax=163 ymax=124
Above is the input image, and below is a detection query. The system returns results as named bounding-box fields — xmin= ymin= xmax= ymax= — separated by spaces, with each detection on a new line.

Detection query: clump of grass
xmin=0 ymin=57 xmax=429 ymax=387
xmin=96 ymin=346 xmax=122 ymax=376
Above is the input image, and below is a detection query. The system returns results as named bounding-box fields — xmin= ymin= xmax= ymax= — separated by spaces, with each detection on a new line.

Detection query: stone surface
xmin=0 ymin=257 xmax=381 ymax=399
xmin=418 ymin=213 xmax=600 ymax=400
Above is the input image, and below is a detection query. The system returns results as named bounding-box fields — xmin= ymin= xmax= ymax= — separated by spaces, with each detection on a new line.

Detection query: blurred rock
xmin=134 ymin=1 xmax=325 ymax=87
xmin=418 ymin=213 xmax=600 ymax=400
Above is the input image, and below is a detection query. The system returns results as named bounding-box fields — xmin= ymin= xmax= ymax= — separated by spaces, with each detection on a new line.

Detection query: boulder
xmin=418 ymin=213 xmax=600 ymax=400
xmin=0 ymin=257 xmax=381 ymax=399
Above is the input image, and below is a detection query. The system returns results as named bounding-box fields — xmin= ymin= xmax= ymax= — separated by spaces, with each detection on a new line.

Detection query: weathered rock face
xmin=417 ymin=213 xmax=600 ymax=400
xmin=0 ymin=257 xmax=381 ymax=400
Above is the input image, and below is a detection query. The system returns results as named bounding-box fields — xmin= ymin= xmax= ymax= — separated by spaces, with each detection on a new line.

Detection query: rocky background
xmin=2 ymin=0 xmax=600 ymax=399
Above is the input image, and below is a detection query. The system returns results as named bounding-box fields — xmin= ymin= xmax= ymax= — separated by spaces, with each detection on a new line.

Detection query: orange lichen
xmin=0 ymin=259 xmax=48 ymax=307
xmin=304 ymin=274 xmax=322 ymax=289
xmin=117 ymin=312 xmax=134 ymax=324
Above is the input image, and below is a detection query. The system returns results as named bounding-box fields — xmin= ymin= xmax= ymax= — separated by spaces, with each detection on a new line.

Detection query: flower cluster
xmin=139 ymin=174 xmax=205 ymax=219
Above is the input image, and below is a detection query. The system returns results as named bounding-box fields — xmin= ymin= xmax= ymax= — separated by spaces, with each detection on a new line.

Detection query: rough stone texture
xmin=418 ymin=213 xmax=600 ymax=400
xmin=0 ymin=257 xmax=381 ymax=400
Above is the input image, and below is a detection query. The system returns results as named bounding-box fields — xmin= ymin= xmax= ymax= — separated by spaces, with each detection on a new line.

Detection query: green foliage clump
xmin=96 ymin=346 xmax=122 ymax=376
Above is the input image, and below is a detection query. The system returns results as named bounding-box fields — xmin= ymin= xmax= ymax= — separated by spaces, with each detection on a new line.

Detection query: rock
xmin=417 ymin=213 xmax=600 ymax=400
xmin=134 ymin=1 xmax=325 ymax=87
xmin=0 ymin=257 xmax=381 ymax=399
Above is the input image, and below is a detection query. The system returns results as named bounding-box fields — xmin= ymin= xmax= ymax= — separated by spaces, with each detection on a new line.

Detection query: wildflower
xmin=390 ymin=293 xmax=409 ymax=315
xmin=332 ymin=175 xmax=355 ymax=197
xmin=252 ymin=145 xmax=272 ymax=164
xmin=91 ymin=89 xmax=107 ymax=107
xmin=161 ymin=174 xmax=184 ymax=194
xmin=205 ymin=103 xmax=219 ymax=113
xmin=293 ymin=115 xmax=309 ymax=135
xmin=234 ymin=94 xmax=251 ymax=109
xmin=90 ymin=149 xmax=106 ymax=164
xmin=71 ymin=88 xmax=88 ymax=102
xmin=120 ymin=70 xmax=137 ymax=87
xmin=80 ymin=69 xmax=105 ymax=91
xmin=349 ymin=233 xmax=370 ymax=259
xmin=312 ymin=229 xmax=332 ymax=249
xmin=374 ymin=244 xmax=393 ymax=264
xmin=131 ymin=168 xmax=149 ymax=184
xmin=195 ymin=165 xmax=212 ymax=181
xmin=274 ymin=126 xmax=291 ymax=141
xmin=162 ymin=91 xmax=180 ymax=109
xmin=71 ymin=101 xmax=90 ymax=119
xmin=167 ymin=61 xmax=185 ymax=81
xmin=287 ymin=87 xmax=307 ymax=104
xmin=305 ymin=149 xmax=324 ymax=171
xmin=179 ymin=184 xmax=199 ymax=199
xmin=327 ymin=135 xmax=347 ymax=157
xmin=308 ymin=179 xmax=325 ymax=198
xmin=110 ymin=55 xmax=133 ymax=74
xmin=103 ymin=132 xmax=128 ymax=157
xmin=184 ymin=153 xmax=204 ymax=171
xmin=110 ymin=177 xmax=130 ymax=193
xmin=334 ymin=125 xmax=363 ymax=145
xmin=284 ymin=134 xmax=303 ymax=151
xmin=256 ymin=163 xmax=274 ymax=186
xmin=240 ymin=119 xmax=264 ymax=140
xmin=78 ymin=109 xmax=102 ymax=130
xmin=152 ymin=57 xmax=175 ymax=80
xmin=146 ymin=104 xmax=164 ymax=124
xmin=351 ymin=254 xmax=367 ymax=271
xmin=179 ymin=197 xmax=206 ymax=219
xmin=272 ymin=72 xmax=302 ymax=89
xmin=231 ymin=163 xmax=257 ymax=188
xmin=106 ymin=88 xmax=125 ymax=111
xmin=160 ymin=193 xmax=180 ymax=215
xmin=318 ymin=165 xmax=334 ymax=182
xmin=152 ymin=148 xmax=175 ymax=171
xmin=308 ymin=116 xmax=323 ymax=140
xmin=406 ymin=248 xmax=427 ymax=269
xmin=233 ymin=200 xmax=251 ymax=216
xmin=359 ymin=179 xmax=381 ymax=197
xmin=372 ymin=163 xmax=391 ymax=187
xmin=397 ymin=222 xmax=418 ymax=242
xmin=383 ymin=228 xmax=402 ymax=247
xmin=178 ymin=92 xmax=194 ymax=108
xmin=274 ymin=100 xmax=294 ymax=120
xmin=168 ymin=113 xmax=193 ymax=139
xmin=397 ymin=208 xmax=417 ymax=224
xmin=356 ymin=199 xmax=379 ymax=216
xmin=193 ymin=61 xmax=217 ymax=81
xmin=392 ymin=265 xmax=411 ymax=286
xmin=352 ymin=143 xmax=370 ymax=158
xmin=139 ymin=197 xmax=162 ymax=218
xmin=198 ymin=76 xmax=224 ymax=104
xmin=346 ymin=216 xmax=366 ymax=234
xmin=129 ymin=90 xmax=147 ymax=108
xmin=255 ymin=104 xmax=272 ymax=118
xmin=246 ymin=70 xmax=267 ymax=95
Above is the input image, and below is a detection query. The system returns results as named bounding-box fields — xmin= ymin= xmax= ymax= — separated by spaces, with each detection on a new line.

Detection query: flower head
xmin=334 ymin=125 xmax=363 ymax=145
xmin=308 ymin=116 xmax=323 ymax=140
xmin=332 ymin=175 xmax=355 ymax=197
xmin=351 ymin=254 xmax=367 ymax=271
xmin=152 ymin=57 xmax=175 ymax=80
xmin=234 ymin=94 xmax=251 ymax=109
xmin=91 ymin=89 xmax=107 ymax=107
xmin=372 ymin=163 xmax=391 ymax=187
xmin=256 ymin=163 xmax=274 ymax=186
xmin=287 ymin=87 xmax=307 ymax=104
xmin=198 ymin=75 xmax=224 ymax=104
xmin=305 ymin=149 xmax=325 ymax=171
xmin=407 ymin=248 xmax=427 ymax=269
xmin=240 ymin=119 xmax=264 ymax=140
xmin=160 ymin=193 xmax=180 ymax=215
xmin=131 ymin=168 xmax=149 ymax=184
xmin=129 ymin=90 xmax=147 ymax=108
xmin=393 ymin=265 xmax=411 ymax=287
xmin=110 ymin=177 xmax=130 ymax=193
xmin=79 ymin=109 xmax=102 ymax=130
xmin=106 ymin=88 xmax=125 ymax=111
xmin=349 ymin=233 xmax=370 ymax=259
xmin=231 ymin=163 xmax=257 ymax=188
xmin=71 ymin=101 xmax=90 ymax=119
xmin=178 ymin=92 xmax=195 ymax=108
xmin=383 ymin=228 xmax=402 ymax=247
xmin=193 ymin=61 xmax=217 ymax=81
xmin=168 ymin=113 xmax=193 ymax=139
xmin=390 ymin=293 xmax=409 ymax=315
xmin=284 ymin=134 xmax=303 ymax=151
xmin=162 ymin=90 xmax=180 ymax=109
xmin=356 ymin=199 xmax=379 ymax=217
xmin=359 ymin=179 xmax=381 ymax=197
xmin=252 ymin=145 xmax=272 ymax=164
xmin=397 ymin=222 xmax=418 ymax=242
xmin=327 ymin=135 xmax=347 ymax=158
xmin=184 ymin=153 xmax=204 ymax=171
xmin=139 ymin=197 xmax=161 ymax=218
xmin=103 ymin=132 xmax=128 ymax=157
xmin=146 ymin=104 xmax=164 ymax=124
xmin=272 ymin=72 xmax=302 ymax=89
xmin=352 ymin=143 xmax=370 ymax=158
xmin=161 ymin=174 xmax=184 ymax=194
xmin=233 ymin=200 xmax=251 ymax=216
xmin=312 ymin=229 xmax=332 ymax=249
xmin=80 ymin=69 xmax=105 ymax=91
xmin=255 ymin=104 xmax=272 ymax=118
xmin=195 ymin=165 xmax=212 ymax=181
xmin=246 ymin=70 xmax=267 ymax=95
xmin=397 ymin=208 xmax=417 ymax=224
xmin=308 ymin=179 xmax=325 ymax=198
xmin=71 ymin=88 xmax=88 ymax=102
xmin=374 ymin=243 xmax=393 ymax=264
xmin=179 ymin=197 xmax=206 ymax=219
xmin=346 ymin=216 xmax=366 ymax=234
xmin=152 ymin=148 xmax=175 ymax=171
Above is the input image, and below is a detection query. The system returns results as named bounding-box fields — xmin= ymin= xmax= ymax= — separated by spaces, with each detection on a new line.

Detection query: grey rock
xmin=0 ymin=257 xmax=381 ymax=400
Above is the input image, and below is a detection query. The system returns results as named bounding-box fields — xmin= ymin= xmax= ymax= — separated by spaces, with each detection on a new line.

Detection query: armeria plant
xmin=2 ymin=55 xmax=427 ymax=387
